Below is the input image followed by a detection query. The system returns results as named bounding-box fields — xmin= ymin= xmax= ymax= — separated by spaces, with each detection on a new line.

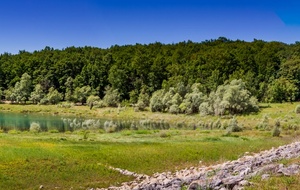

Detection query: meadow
xmin=0 ymin=103 xmax=300 ymax=189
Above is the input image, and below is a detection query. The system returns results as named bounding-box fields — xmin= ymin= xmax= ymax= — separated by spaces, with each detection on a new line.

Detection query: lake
xmin=0 ymin=112 xmax=73 ymax=132
xmin=0 ymin=112 xmax=180 ymax=132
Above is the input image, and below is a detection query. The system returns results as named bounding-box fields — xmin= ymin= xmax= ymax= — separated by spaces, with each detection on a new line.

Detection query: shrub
xmin=8 ymin=129 xmax=21 ymax=134
xmin=199 ymin=102 xmax=212 ymax=116
xmin=93 ymin=100 xmax=106 ymax=108
xmin=295 ymin=105 xmax=300 ymax=114
xmin=86 ymin=95 xmax=100 ymax=109
xmin=256 ymin=114 xmax=270 ymax=130
xmin=159 ymin=131 xmax=171 ymax=138
xmin=104 ymin=121 xmax=117 ymax=133
xmin=49 ymin=129 xmax=59 ymax=133
xmin=227 ymin=117 xmax=242 ymax=133
xmin=136 ymin=90 xmax=150 ymax=111
xmin=266 ymin=77 xmax=298 ymax=103
xmin=272 ymin=120 xmax=281 ymax=137
xmin=83 ymin=130 xmax=90 ymax=140
xmin=30 ymin=122 xmax=41 ymax=133
xmin=181 ymin=85 xmax=206 ymax=114
xmin=169 ymin=104 xmax=180 ymax=114
xmin=200 ymin=79 xmax=259 ymax=116
xmin=221 ymin=121 xmax=229 ymax=129
xmin=150 ymin=89 xmax=165 ymax=112
xmin=57 ymin=102 xmax=74 ymax=108
xmin=103 ymin=86 xmax=120 ymax=107
xmin=214 ymin=118 xmax=222 ymax=129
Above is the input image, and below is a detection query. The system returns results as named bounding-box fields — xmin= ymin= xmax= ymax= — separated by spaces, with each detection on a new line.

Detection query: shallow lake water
xmin=0 ymin=112 xmax=72 ymax=132
xmin=0 ymin=112 xmax=181 ymax=132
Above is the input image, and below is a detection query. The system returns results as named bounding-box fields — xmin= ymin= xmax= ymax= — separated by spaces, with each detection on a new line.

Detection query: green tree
xmin=30 ymin=84 xmax=45 ymax=104
xmin=86 ymin=95 xmax=101 ymax=110
xmin=266 ymin=77 xmax=298 ymax=103
xmin=108 ymin=65 xmax=128 ymax=99
xmin=180 ymin=83 xmax=206 ymax=114
xmin=199 ymin=79 xmax=259 ymax=115
xmin=64 ymin=77 xmax=74 ymax=102
xmin=11 ymin=73 xmax=32 ymax=103
xmin=4 ymin=87 xmax=13 ymax=101
xmin=103 ymin=86 xmax=120 ymax=107
xmin=41 ymin=87 xmax=62 ymax=104
xmin=149 ymin=89 xmax=165 ymax=112
xmin=136 ymin=88 xmax=150 ymax=111
xmin=73 ymin=85 xmax=92 ymax=105
xmin=169 ymin=93 xmax=182 ymax=114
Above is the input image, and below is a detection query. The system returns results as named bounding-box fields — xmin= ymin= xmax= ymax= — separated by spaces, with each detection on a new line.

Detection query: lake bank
xmin=0 ymin=102 xmax=300 ymax=133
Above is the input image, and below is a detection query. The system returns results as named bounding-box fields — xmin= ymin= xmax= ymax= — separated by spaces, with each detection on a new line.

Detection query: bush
xmin=272 ymin=120 xmax=281 ymax=137
xmin=159 ymin=131 xmax=171 ymax=138
xmin=86 ymin=95 xmax=100 ymax=109
xmin=57 ymin=102 xmax=74 ymax=108
xmin=150 ymin=89 xmax=165 ymax=112
xmin=49 ymin=129 xmax=59 ymax=133
xmin=295 ymin=105 xmax=300 ymax=114
xmin=256 ymin=114 xmax=270 ymax=130
xmin=181 ymin=86 xmax=206 ymax=114
xmin=40 ymin=87 xmax=63 ymax=105
xmin=169 ymin=104 xmax=180 ymax=114
xmin=103 ymin=86 xmax=120 ymax=107
xmin=93 ymin=100 xmax=106 ymax=108
xmin=199 ymin=102 xmax=212 ymax=116
xmin=227 ymin=117 xmax=242 ymax=133
xmin=199 ymin=79 xmax=259 ymax=116
xmin=30 ymin=122 xmax=41 ymax=133
xmin=8 ymin=129 xmax=21 ymax=134
xmin=136 ymin=90 xmax=150 ymax=111
xmin=214 ymin=118 xmax=222 ymax=129
xmin=104 ymin=121 xmax=117 ymax=133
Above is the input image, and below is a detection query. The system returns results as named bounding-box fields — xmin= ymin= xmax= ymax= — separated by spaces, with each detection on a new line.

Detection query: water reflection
xmin=0 ymin=112 xmax=67 ymax=132
xmin=0 ymin=112 xmax=188 ymax=132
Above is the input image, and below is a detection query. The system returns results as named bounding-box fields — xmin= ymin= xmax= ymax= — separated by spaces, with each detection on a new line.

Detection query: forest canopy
xmin=0 ymin=37 xmax=300 ymax=113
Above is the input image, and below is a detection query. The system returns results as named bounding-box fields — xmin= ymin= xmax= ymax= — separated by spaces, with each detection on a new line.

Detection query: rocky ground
xmin=96 ymin=141 xmax=300 ymax=190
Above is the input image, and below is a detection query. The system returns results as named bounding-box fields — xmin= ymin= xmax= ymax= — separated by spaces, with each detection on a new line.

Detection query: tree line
xmin=0 ymin=37 xmax=300 ymax=114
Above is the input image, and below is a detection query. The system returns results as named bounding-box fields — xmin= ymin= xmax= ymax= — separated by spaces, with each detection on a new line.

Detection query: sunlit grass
xmin=0 ymin=130 xmax=298 ymax=190
xmin=245 ymin=157 xmax=300 ymax=190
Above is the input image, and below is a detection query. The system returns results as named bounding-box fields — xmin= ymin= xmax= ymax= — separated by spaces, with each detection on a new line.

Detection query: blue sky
xmin=0 ymin=0 xmax=300 ymax=54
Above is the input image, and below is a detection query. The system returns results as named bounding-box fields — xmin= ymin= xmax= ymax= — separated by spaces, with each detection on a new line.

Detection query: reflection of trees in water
xmin=0 ymin=113 xmax=189 ymax=132
xmin=0 ymin=113 xmax=66 ymax=132
xmin=61 ymin=118 xmax=176 ymax=132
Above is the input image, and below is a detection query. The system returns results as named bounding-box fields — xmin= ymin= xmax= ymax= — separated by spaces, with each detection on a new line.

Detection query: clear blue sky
xmin=0 ymin=0 xmax=300 ymax=54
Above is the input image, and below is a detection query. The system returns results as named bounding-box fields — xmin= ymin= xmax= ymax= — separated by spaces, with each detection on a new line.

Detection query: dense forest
xmin=0 ymin=37 xmax=300 ymax=114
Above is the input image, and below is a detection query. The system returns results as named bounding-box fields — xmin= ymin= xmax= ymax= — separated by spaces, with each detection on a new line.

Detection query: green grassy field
xmin=1 ymin=103 xmax=300 ymax=189
xmin=0 ymin=130 xmax=298 ymax=190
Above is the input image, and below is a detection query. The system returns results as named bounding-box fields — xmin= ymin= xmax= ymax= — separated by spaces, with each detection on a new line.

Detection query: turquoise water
xmin=0 ymin=112 xmax=73 ymax=132
xmin=0 ymin=112 xmax=176 ymax=132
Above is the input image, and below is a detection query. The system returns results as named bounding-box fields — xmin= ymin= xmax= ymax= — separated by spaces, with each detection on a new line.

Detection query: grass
xmin=0 ymin=130 xmax=298 ymax=190
xmin=1 ymin=102 xmax=300 ymax=189
xmin=245 ymin=157 xmax=300 ymax=190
